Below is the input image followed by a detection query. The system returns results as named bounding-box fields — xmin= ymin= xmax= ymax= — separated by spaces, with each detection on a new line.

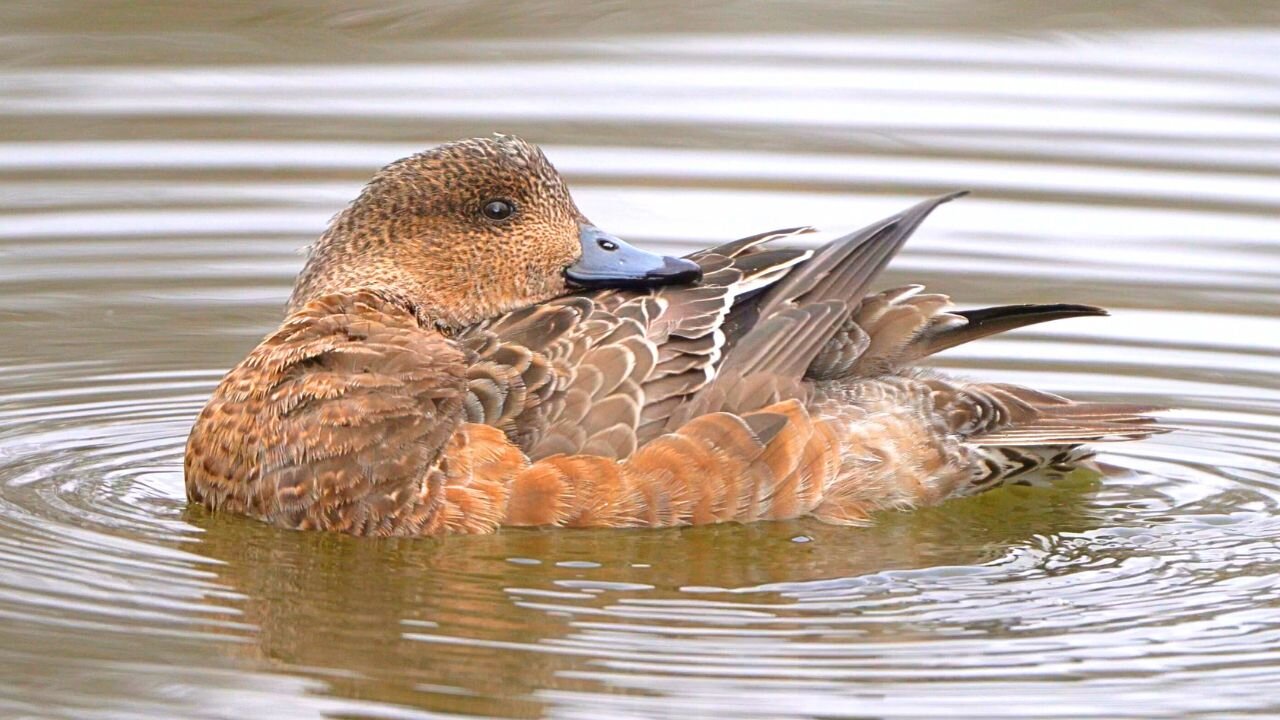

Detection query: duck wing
xmin=666 ymin=193 xmax=965 ymax=427
xmin=458 ymin=194 xmax=966 ymax=455
xmin=605 ymin=200 xmax=970 ymax=525
xmin=453 ymin=233 xmax=810 ymax=459
xmin=678 ymin=194 xmax=1163 ymax=450
xmin=462 ymin=192 xmax=1162 ymax=476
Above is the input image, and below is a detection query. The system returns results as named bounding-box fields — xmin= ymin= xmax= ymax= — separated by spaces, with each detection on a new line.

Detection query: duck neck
xmin=287 ymin=238 xmax=476 ymax=332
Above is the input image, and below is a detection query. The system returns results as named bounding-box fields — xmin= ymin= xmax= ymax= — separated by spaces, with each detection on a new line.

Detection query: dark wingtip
xmin=916 ymin=303 xmax=1115 ymax=359
xmin=903 ymin=191 xmax=968 ymax=220
xmin=1026 ymin=303 xmax=1109 ymax=318
xmin=956 ymin=303 xmax=1110 ymax=324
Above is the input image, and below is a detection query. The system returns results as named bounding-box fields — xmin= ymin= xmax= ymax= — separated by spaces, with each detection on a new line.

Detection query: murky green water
xmin=2 ymin=3 xmax=1279 ymax=718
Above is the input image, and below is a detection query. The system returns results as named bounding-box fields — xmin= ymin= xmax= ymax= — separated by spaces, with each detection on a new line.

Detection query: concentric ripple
xmin=2 ymin=7 xmax=1280 ymax=719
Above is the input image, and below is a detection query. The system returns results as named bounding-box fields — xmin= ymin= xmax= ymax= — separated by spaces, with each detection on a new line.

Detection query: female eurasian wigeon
xmin=185 ymin=135 xmax=1160 ymax=536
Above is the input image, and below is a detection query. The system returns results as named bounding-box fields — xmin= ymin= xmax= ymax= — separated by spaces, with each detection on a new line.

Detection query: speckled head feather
xmin=289 ymin=135 xmax=589 ymax=328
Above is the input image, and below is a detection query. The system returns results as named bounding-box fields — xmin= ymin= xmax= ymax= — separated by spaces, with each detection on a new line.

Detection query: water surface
xmin=2 ymin=3 xmax=1279 ymax=718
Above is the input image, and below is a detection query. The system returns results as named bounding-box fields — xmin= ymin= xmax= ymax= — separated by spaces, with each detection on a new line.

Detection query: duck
xmin=184 ymin=134 xmax=1162 ymax=536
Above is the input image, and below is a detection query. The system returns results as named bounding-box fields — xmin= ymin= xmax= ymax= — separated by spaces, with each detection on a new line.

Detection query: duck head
xmin=288 ymin=135 xmax=701 ymax=328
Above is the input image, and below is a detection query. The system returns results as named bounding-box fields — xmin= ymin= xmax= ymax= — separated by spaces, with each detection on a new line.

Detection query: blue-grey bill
xmin=565 ymin=225 xmax=702 ymax=289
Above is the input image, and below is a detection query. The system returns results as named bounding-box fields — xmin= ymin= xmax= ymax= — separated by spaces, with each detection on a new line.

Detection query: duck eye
xmin=481 ymin=199 xmax=515 ymax=221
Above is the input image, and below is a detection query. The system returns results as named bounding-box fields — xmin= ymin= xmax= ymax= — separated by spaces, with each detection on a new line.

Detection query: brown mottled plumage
xmin=185 ymin=135 xmax=1165 ymax=536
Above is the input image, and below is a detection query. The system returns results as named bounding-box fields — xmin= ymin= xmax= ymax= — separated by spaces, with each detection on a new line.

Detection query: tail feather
xmin=970 ymin=393 xmax=1167 ymax=444
xmin=808 ymin=292 xmax=1111 ymax=382
xmin=928 ymin=378 xmax=1168 ymax=447
xmin=974 ymin=417 xmax=1165 ymax=446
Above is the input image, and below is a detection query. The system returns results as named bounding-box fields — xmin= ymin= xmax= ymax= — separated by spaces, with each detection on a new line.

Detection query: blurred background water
xmin=2 ymin=2 xmax=1279 ymax=718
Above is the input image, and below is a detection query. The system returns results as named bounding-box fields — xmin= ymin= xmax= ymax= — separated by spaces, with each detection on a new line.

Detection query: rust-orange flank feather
xmin=185 ymin=135 xmax=1165 ymax=536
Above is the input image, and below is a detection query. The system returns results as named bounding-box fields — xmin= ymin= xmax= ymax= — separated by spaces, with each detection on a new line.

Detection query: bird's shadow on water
xmin=181 ymin=470 xmax=1111 ymax=714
